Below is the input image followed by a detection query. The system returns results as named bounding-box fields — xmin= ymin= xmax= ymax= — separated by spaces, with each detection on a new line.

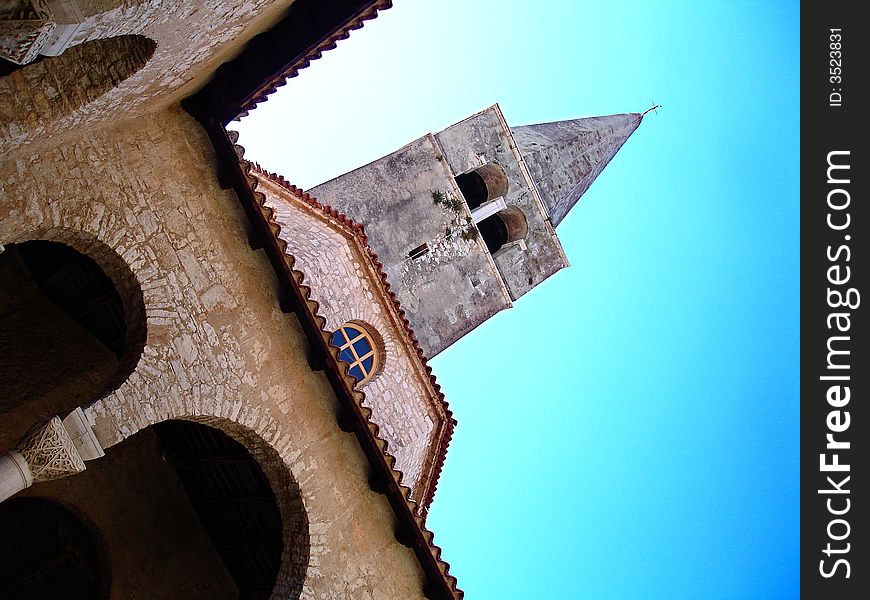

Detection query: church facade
xmin=1 ymin=1 xmax=643 ymax=598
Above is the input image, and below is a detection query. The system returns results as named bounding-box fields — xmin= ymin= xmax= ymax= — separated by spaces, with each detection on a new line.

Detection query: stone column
xmin=0 ymin=407 xmax=103 ymax=503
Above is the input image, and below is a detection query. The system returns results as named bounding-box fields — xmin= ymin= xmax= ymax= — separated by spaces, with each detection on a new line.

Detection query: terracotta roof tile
xmin=236 ymin=1 xmax=393 ymax=118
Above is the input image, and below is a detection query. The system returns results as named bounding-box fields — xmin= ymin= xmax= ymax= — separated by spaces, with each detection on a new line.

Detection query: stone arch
xmin=0 ymin=233 xmax=147 ymax=449
xmin=82 ymin=401 xmax=313 ymax=599
xmin=455 ymin=162 xmax=509 ymax=209
xmin=0 ymin=34 xmax=156 ymax=139
xmin=155 ymin=417 xmax=310 ymax=600
xmin=3 ymin=227 xmax=147 ymax=394
xmin=477 ymin=206 xmax=529 ymax=254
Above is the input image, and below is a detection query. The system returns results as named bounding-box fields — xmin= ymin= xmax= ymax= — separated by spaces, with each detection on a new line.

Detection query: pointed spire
xmin=511 ymin=112 xmax=644 ymax=226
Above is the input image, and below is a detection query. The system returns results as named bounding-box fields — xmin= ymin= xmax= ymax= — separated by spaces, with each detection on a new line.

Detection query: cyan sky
xmin=238 ymin=1 xmax=799 ymax=598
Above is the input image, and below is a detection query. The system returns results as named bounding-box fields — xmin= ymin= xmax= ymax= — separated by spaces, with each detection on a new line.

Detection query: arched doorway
xmin=155 ymin=420 xmax=296 ymax=600
xmin=0 ymin=239 xmax=145 ymax=449
xmin=0 ymin=497 xmax=108 ymax=599
xmin=5 ymin=419 xmax=309 ymax=600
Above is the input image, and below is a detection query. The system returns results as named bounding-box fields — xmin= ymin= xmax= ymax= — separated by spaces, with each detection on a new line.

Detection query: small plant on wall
xmin=432 ymin=190 xmax=479 ymax=243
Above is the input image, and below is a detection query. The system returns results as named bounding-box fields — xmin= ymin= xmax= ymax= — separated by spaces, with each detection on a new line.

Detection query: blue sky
xmin=237 ymin=1 xmax=799 ymax=598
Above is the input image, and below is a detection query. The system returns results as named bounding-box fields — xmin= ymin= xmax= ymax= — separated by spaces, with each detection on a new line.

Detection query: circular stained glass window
xmin=331 ymin=323 xmax=381 ymax=386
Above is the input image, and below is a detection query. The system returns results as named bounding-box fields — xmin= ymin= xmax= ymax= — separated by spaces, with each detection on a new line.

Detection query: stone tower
xmin=310 ymin=104 xmax=645 ymax=357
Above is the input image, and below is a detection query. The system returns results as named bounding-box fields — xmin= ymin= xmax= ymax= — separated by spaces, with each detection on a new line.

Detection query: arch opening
xmin=0 ymin=239 xmax=145 ymax=448
xmin=0 ymin=497 xmax=109 ymax=600
xmin=477 ymin=206 xmax=529 ymax=255
xmin=3 ymin=419 xmax=309 ymax=600
xmin=155 ymin=419 xmax=306 ymax=600
xmin=454 ymin=163 xmax=509 ymax=209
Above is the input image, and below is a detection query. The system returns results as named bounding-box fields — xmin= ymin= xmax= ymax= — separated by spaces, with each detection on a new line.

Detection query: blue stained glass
xmin=362 ymin=356 xmax=374 ymax=373
xmin=344 ymin=325 xmax=362 ymax=340
xmin=353 ymin=337 xmax=372 ymax=357
xmin=348 ymin=365 xmax=364 ymax=381
xmin=331 ymin=330 xmax=345 ymax=347
xmin=339 ymin=347 xmax=355 ymax=364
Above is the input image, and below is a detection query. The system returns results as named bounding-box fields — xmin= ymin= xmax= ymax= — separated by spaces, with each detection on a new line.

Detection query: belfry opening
xmin=477 ymin=206 xmax=529 ymax=255
xmin=454 ymin=163 xmax=509 ymax=209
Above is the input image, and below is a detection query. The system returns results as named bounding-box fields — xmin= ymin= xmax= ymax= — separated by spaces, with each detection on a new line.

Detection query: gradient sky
xmin=237 ymin=1 xmax=800 ymax=598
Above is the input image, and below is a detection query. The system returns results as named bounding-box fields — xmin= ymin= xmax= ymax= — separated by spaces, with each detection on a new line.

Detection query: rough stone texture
xmin=1 ymin=0 xmax=296 ymax=156
xmin=511 ymin=112 xmax=643 ymax=226
xmin=0 ymin=34 xmax=156 ymax=136
xmin=435 ymin=105 xmax=568 ymax=301
xmin=255 ymin=174 xmax=447 ymax=506
xmin=0 ymin=106 xmax=429 ymax=599
xmin=309 ymin=104 xmax=570 ymax=356
xmin=310 ymin=133 xmax=513 ymax=357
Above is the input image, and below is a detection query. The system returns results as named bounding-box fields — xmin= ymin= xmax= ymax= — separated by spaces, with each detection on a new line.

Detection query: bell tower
xmin=309 ymin=104 xmax=646 ymax=356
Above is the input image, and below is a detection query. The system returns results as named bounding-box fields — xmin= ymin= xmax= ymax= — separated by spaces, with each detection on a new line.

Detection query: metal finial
xmin=641 ymin=101 xmax=661 ymax=117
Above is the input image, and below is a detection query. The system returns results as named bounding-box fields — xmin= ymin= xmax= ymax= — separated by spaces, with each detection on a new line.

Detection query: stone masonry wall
xmin=0 ymin=105 xmax=429 ymax=599
xmin=257 ymin=176 xmax=440 ymax=503
xmin=310 ymin=134 xmax=512 ymax=357
xmin=1 ymin=0 xmax=294 ymax=157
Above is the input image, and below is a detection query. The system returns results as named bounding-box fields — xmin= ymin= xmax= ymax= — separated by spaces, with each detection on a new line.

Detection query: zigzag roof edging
xmin=246 ymin=161 xmax=455 ymax=516
xmin=236 ymin=1 xmax=394 ymax=118
xmin=236 ymin=158 xmax=462 ymax=598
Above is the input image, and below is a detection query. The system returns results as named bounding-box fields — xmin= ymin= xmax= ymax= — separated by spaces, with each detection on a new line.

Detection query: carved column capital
xmin=0 ymin=0 xmax=56 ymax=65
xmin=16 ymin=416 xmax=86 ymax=483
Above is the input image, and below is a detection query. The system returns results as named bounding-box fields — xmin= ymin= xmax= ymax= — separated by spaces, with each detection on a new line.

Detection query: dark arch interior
xmin=155 ymin=420 xmax=284 ymax=600
xmin=11 ymin=241 xmax=126 ymax=357
xmin=455 ymin=171 xmax=489 ymax=209
xmin=0 ymin=497 xmax=107 ymax=600
xmin=454 ymin=163 xmax=509 ymax=210
xmin=0 ymin=241 xmax=127 ymax=446
xmin=478 ymin=213 xmax=509 ymax=254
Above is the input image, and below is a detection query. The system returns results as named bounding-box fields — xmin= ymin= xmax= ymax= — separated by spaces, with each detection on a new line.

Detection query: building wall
xmin=0 ymin=105 xmax=429 ymax=599
xmin=310 ymin=134 xmax=512 ymax=357
xmin=257 ymin=176 xmax=445 ymax=504
xmin=1 ymin=0 xmax=294 ymax=157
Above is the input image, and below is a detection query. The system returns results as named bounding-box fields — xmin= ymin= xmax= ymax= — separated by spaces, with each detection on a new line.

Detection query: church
xmin=0 ymin=1 xmax=644 ymax=598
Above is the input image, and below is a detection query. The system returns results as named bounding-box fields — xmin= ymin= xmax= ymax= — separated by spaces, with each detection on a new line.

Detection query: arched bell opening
xmin=477 ymin=206 xmax=529 ymax=255
xmin=0 ymin=497 xmax=110 ymax=600
xmin=454 ymin=163 xmax=509 ymax=209
xmin=0 ymin=239 xmax=145 ymax=449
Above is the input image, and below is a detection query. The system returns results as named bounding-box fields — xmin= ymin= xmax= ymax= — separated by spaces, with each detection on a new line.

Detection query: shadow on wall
xmin=0 ymin=239 xmax=146 ymax=449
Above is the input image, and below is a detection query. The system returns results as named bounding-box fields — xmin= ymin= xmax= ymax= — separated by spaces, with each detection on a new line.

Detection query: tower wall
xmin=310 ymin=105 xmax=570 ymax=356
xmin=309 ymin=134 xmax=512 ymax=357
xmin=435 ymin=105 xmax=568 ymax=301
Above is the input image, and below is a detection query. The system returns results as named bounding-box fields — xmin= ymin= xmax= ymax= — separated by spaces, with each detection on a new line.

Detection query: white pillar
xmin=0 ymin=451 xmax=33 ymax=503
